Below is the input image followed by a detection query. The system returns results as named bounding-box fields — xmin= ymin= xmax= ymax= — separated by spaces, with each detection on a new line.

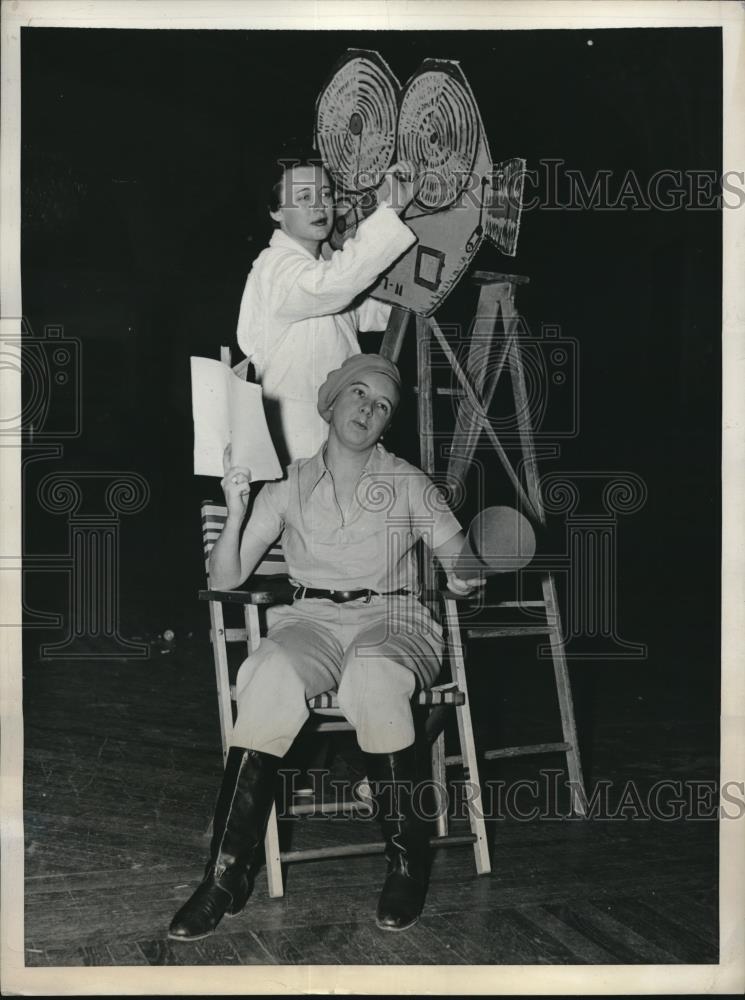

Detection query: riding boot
xmin=363 ymin=744 xmax=431 ymax=932
xmin=168 ymin=747 xmax=279 ymax=942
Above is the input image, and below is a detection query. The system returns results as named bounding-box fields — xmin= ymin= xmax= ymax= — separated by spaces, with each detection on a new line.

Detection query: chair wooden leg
xmin=264 ymin=802 xmax=284 ymax=898
xmin=244 ymin=604 xmax=262 ymax=655
xmin=209 ymin=601 xmax=233 ymax=764
xmin=431 ymin=731 xmax=449 ymax=838
xmin=541 ymin=572 xmax=587 ymax=817
xmin=454 ymin=702 xmax=491 ymax=875
xmin=443 ymin=598 xmax=491 ymax=875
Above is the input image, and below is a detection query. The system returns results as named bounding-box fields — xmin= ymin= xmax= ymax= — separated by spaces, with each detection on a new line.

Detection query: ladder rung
xmin=211 ymin=628 xmax=247 ymax=643
xmin=431 ymin=834 xmax=477 ymax=848
xmin=472 ymin=270 xmax=530 ymax=286
xmin=484 ymin=741 xmax=572 ymax=761
xmin=280 ymin=842 xmax=384 ymax=863
xmin=289 ymin=800 xmax=373 ymax=817
xmin=412 ymin=386 xmax=465 ymax=397
xmin=497 ymin=601 xmax=546 ymax=608
xmin=311 ymin=720 xmax=356 ymax=733
xmin=466 ymin=626 xmax=553 ymax=638
xmin=278 ymin=833 xmax=476 ymax=864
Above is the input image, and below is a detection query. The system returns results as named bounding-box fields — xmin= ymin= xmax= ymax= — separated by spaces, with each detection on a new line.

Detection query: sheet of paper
xmin=190 ymin=357 xmax=282 ymax=481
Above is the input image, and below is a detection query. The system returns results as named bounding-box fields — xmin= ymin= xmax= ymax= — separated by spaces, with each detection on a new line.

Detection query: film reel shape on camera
xmin=315 ymin=50 xmax=399 ymax=195
xmin=314 ymin=50 xmax=525 ymax=316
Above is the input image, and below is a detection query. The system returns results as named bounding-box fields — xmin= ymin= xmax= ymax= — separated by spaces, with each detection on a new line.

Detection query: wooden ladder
xmin=381 ymin=273 xmax=587 ymax=816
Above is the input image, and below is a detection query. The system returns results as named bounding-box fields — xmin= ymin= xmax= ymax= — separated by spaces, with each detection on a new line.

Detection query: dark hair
xmin=266 ymin=143 xmax=331 ymax=213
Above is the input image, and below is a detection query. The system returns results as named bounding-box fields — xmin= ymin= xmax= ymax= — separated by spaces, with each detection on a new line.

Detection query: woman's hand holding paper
xmin=221 ymin=444 xmax=252 ymax=519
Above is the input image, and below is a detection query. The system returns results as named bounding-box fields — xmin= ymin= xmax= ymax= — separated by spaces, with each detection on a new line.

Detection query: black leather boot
xmin=168 ymin=747 xmax=279 ymax=942
xmin=364 ymin=744 xmax=431 ymax=932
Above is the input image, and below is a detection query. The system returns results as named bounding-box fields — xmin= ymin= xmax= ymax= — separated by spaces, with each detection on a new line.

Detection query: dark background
xmin=20 ymin=27 xmax=721 ymax=720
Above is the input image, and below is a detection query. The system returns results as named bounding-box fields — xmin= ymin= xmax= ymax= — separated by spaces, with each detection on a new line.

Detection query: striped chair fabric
xmin=225 ymin=684 xmax=465 ymax=709
xmin=307 ymin=687 xmax=465 ymax=709
xmin=201 ymin=500 xmax=286 ymax=575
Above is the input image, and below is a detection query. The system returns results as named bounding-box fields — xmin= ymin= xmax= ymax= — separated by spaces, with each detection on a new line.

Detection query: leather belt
xmin=293 ymin=586 xmax=411 ymax=604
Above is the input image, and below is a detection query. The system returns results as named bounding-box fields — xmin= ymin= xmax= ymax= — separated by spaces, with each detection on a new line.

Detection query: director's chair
xmin=200 ymin=500 xmax=491 ymax=898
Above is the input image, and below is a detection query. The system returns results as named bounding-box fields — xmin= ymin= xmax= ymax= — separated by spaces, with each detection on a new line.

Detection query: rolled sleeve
xmin=246 ymin=480 xmax=289 ymax=546
xmin=356 ymin=297 xmax=393 ymax=332
xmin=408 ymin=471 xmax=463 ymax=549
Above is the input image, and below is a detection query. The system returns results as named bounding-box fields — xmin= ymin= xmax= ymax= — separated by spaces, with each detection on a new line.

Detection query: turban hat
xmin=317 ymin=353 xmax=402 ymax=423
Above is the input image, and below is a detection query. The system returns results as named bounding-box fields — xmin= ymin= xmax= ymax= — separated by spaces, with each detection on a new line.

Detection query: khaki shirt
xmin=246 ymin=444 xmax=462 ymax=593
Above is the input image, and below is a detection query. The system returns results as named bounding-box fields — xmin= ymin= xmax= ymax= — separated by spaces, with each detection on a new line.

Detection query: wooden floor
xmin=22 ymin=635 xmax=719 ymax=967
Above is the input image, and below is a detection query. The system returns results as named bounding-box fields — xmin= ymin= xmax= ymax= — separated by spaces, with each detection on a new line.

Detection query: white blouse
xmin=236 ymin=204 xmax=416 ymax=463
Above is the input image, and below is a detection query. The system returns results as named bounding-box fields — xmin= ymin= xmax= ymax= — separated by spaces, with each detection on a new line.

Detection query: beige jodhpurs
xmin=230 ymin=596 xmax=442 ymax=756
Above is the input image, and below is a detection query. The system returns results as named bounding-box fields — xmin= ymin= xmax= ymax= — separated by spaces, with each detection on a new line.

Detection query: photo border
xmin=2 ymin=1 xmax=743 ymax=994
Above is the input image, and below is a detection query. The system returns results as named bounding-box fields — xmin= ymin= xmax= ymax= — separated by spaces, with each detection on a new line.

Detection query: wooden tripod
xmin=381 ymin=272 xmax=587 ymax=817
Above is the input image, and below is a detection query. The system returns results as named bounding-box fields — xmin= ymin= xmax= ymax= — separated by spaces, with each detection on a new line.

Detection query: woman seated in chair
xmin=169 ymin=353 xmax=482 ymax=940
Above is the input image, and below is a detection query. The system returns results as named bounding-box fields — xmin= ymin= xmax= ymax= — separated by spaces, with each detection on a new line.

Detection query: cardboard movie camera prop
xmin=315 ymin=49 xmax=526 ymax=317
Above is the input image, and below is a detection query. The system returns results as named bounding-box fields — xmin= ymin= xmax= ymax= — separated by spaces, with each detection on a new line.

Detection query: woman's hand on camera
xmin=377 ymin=161 xmax=418 ymax=215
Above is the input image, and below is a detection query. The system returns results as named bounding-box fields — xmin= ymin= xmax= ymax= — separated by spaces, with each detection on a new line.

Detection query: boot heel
xmin=225 ymin=876 xmax=252 ymax=917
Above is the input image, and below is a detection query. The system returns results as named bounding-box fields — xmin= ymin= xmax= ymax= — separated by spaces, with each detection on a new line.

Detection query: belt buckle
xmin=333 ymin=589 xmax=364 ymax=603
